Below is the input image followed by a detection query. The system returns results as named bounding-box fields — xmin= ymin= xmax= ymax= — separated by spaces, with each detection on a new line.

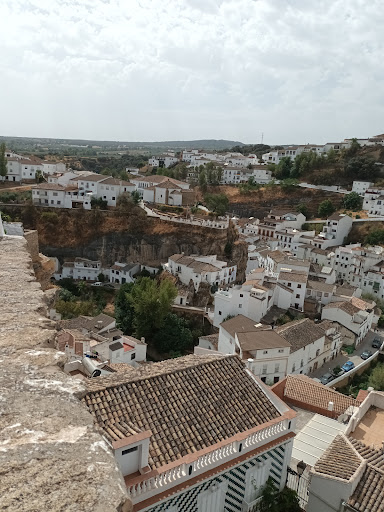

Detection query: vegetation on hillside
xmin=270 ymin=139 xmax=382 ymax=186
xmin=338 ymin=360 xmax=384 ymax=397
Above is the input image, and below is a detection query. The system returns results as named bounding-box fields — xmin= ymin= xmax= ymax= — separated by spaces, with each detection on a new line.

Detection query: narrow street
xmin=309 ymin=330 xmax=380 ymax=380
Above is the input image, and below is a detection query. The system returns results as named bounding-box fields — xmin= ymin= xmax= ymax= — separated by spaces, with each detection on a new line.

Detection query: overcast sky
xmin=1 ymin=0 xmax=383 ymax=144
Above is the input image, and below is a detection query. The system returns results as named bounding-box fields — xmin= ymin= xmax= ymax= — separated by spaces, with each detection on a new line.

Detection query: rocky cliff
xmin=10 ymin=207 xmax=248 ymax=281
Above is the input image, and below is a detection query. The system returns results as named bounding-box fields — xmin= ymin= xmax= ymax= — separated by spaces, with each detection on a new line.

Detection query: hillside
xmin=198 ymin=184 xmax=344 ymax=219
xmin=0 ymin=135 xmax=243 ymax=155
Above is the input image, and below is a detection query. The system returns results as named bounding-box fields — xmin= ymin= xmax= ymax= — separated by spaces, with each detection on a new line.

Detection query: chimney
xmin=141 ymin=337 xmax=145 ymax=344
xmin=328 ymin=401 xmax=334 ymax=411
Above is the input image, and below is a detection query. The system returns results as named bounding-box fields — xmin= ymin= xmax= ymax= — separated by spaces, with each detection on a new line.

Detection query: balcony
xmin=126 ymin=415 xmax=292 ymax=503
xmin=242 ymin=496 xmax=263 ymax=511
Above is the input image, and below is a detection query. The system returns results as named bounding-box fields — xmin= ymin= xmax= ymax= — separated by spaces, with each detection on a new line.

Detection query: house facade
xmin=166 ymin=254 xmax=237 ymax=291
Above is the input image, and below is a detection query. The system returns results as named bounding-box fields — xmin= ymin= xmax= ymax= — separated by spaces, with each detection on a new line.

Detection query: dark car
xmin=360 ymin=350 xmax=373 ymax=360
xmin=320 ymin=372 xmax=334 ymax=385
xmin=372 ymin=338 xmax=382 ymax=349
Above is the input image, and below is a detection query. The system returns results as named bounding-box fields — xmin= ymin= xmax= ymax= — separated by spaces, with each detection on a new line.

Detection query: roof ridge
xmin=85 ymin=354 xmax=232 ymax=395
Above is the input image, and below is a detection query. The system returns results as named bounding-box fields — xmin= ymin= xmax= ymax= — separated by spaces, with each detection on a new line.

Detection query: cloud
xmin=0 ymin=0 xmax=383 ymax=143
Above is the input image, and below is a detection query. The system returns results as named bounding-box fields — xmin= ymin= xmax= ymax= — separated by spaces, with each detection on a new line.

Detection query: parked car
xmin=341 ymin=361 xmax=355 ymax=372
xmin=372 ymin=338 xmax=382 ymax=349
xmin=103 ymin=283 xmax=115 ymax=289
xmin=91 ymin=282 xmax=103 ymax=287
xmin=320 ymin=373 xmax=334 ymax=385
xmin=360 ymin=350 xmax=373 ymax=360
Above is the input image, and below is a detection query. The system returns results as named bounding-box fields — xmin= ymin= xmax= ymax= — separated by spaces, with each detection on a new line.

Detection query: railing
xmin=242 ymin=496 xmax=263 ymax=511
xmin=286 ymin=467 xmax=309 ymax=510
xmin=127 ymin=418 xmax=290 ymax=501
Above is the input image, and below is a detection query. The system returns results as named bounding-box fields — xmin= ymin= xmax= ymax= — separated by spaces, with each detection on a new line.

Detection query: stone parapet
xmin=0 ymin=236 xmax=131 ymax=512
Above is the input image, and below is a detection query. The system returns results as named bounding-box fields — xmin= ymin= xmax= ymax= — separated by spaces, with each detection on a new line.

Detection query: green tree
xmin=368 ymin=362 xmax=384 ymax=391
xmin=343 ymin=192 xmax=363 ymax=211
xmin=274 ymin=156 xmax=293 ymax=180
xmin=0 ymin=143 xmax=7 ymax=180
xmin=260 ymin=478 xmax=301 ymax=512
xmin=346 ymin=137 xmax=361 ymax=157
xmin=297 ymin=203 xmax=309 ymax=219
xmin=115 ymin=282 xmax=135 ymax=334
xmin=153 ymin=313 xmax=193 ymax=353
xmin=129 ymin=278 xmax=177 ymax=338
xmin=97 ymin=272 xmax=106 ymax=282
xmin=204 ymin=193 xmax=229 ymax=216
xmin=344 ymin=156 xmax=378 ymax=181
xmin=199 ymin=170 xmax=208 ymax=192
xmin=318 ymin=199 xmax=335 ymax=218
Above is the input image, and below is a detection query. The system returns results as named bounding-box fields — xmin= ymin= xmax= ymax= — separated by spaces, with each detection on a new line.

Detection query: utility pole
xmin=261 ymin=132 xmax=264 ymax=144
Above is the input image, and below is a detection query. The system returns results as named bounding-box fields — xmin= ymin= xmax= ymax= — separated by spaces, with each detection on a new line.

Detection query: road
xmin=309 ymin=330 xmax=380 ymax=380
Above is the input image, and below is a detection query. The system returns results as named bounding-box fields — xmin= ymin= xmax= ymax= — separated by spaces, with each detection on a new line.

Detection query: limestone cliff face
xmin=35 ymin=212 xmax=248 ymax=281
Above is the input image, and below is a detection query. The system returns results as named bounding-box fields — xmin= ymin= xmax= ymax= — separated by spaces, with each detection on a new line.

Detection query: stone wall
xmin=0 ymin=235 xmax=132 ymax=512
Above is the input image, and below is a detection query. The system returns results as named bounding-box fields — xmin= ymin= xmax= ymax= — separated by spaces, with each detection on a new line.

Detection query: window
xmin=240 ymin=293 xmax=243 ymax=298
xmin=296 ymin=294 xmax=300 ymax=298
xmin=219 ymin=311 xmax=222 ymax=316
xmin=292 ymin=364 xmax=295 ymax=372
xmin=316 ymin=349 xmax=320 ymax=356
xmin=239 ymin=304 xmax=242 ymax=308
xmin=301 ymin=359 xmax=304 ymax=367
xmin=278 ymin=349 xmax=284 ymax=353
xmin=57 ymin=201 xmax=61 ymax=205
xmin=112 ymin=197 xmax=115 ymax=200
xmin=262 ymin=364 xmax=267 ymax=374
xmin=297 ymin=284 xmax=302 ymax=288
xmin=122 ymin=446 xmax=138 ymax=455
xmin=131 ymin=353 xmax=136 ymax=360
xmin=53 ymin=192 xmax=58 ymax=197
xmin=287 ymin=282 xmax=291 ymax=287
xmin=263 ymin=350 xmax=268 ymax=354
xmin=274 ymin=363 xmax=279 ymax=373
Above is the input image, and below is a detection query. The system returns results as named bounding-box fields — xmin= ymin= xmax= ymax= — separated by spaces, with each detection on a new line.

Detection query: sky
xmin=0 ymin=0 xmax=383 ymax=145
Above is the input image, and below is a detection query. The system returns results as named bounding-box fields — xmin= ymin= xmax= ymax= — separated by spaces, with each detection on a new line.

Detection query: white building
xmin=148 ymin=152 xmax=179 ymax=168
xmin=362 ymin=187 xmax=384 ymax=216
xmin=3 ymin=155 xmax=43 ymax=182
xmin=313 ymin=213 xmax=353 ymax=250
xmin=109 ymin=263 xmax=140 ymax=284
xmin=166 ymin=254 xmax=237 ymax=291
xmin=213 ymin=278 xmax=270 ymax=327
xmin=82 ymin=354 xmax=297 ymax=512
xmin=321 ymin=298 xmax=375 ymax=346
xmin=352 ymin=180 xmax=373 ymax=196
xmin=204 ymin=315 xmax=341 ymax=383
xmin=277 ymin=268 xmax=308 ymax=311
xmin=42 ymin=162 xmax=66 ymax=176
xmin=130 ymin=175 xmax=191 ymax=203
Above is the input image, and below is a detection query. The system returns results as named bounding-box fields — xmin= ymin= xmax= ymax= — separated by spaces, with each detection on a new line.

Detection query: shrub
xmin=41 ymin=211 xmax=59 ymax=224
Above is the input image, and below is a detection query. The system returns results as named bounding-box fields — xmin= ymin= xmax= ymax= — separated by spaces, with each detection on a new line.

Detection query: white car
xmin=91 ymin=282 xmax=103 ymax=287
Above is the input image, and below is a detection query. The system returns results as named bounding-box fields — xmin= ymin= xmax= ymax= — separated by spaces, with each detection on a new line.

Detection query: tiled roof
xmin=323 ymin=301 xmax=361 ymax=316
xmin=314 ymin=435 xmax=363 ymax=480
xmin=278 ymin=270 xmax=308 ymax=283
xmin=283 ymin=374 xmax=359 ymax=415
xmin=276 ymin=319 xmax=325 ymax=352
xmin=32 ymin=183 xmax=66 ymax=191
xmin=169 ymin=254 xmax=225 ymax=273
xmin=351 ymin=296 xmax=374 ymax=311
xmin=307 ymin=280 xmax=335 ymax=293
xmin=220 ymin=314 xmax=267 ymax=338
xmin=348 ymin=465 xmax=384 ymax=512
xmin=237 ymin=330 xmax=291 ymax=352
xmin=335 ymin=284 xmax=357 ymax=297
xmin=82 ymin=355 xmax=282 ymax=469
xmin=349 ymin=438 xmax=384 ymax=470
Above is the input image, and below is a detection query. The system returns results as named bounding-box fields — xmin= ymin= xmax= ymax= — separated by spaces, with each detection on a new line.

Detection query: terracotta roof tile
xmin=276 ymin=319 xmax=325 ymax=352
xmin=283 ymin=374 xmax=359 ymax=415
xmin=314 ymin=435 xmax=363 ymax=480
xmin=348 ymin=465 xmax=384 ymax=512
xmin=82 ymin=355 xmax=281 ymax=470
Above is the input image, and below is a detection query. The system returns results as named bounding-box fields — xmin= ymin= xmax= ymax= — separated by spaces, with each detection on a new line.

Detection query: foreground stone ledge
xmin=0 ymin=237 xmax=131 ymax=512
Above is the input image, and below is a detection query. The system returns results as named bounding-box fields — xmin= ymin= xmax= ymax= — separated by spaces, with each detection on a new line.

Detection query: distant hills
xmin=0 ymin=136 xmax=244 ymax=153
